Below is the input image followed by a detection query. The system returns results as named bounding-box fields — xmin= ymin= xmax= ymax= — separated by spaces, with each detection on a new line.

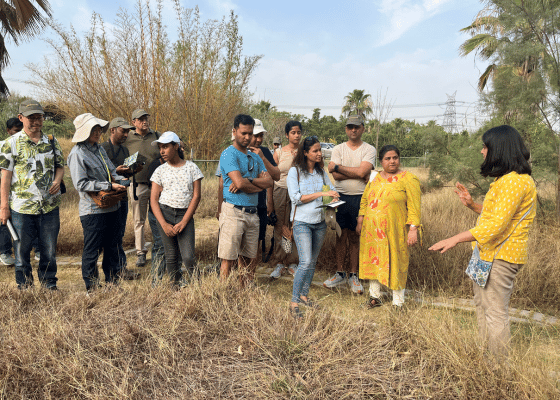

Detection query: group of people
xmin=0 ymin=99 xmax=537 ymax=360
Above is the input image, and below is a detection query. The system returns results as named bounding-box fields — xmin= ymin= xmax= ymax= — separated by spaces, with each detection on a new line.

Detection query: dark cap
xmin=109 ymin=117 xmax=134 ymax=130
xmin=346 ymin=115 xmax=364 ymax=126
xmin=131 ymin=109 xmax=149 ymax=120
xmin=19 ymin=100 xmax=44 ymax=117
xmin=273 ymin=137 xmax=281 ymax=145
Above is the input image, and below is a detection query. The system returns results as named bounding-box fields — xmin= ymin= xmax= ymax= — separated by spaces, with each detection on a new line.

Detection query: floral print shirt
xmin=0 ymin=131 xmax=65 ymax=215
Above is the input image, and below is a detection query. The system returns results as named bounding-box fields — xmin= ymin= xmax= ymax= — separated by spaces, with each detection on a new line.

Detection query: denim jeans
xmin=156 ymin=204 xmax=195 ymax=285
xmin=11 ymin=208 xmax=60 ymax=288
xmin=115 ymin=199 xmax=128 ymax=271
xmin=80 ymin=211 xmax=121 ymax=290
xmin=291 ymin=220 xmax=327 ymax=303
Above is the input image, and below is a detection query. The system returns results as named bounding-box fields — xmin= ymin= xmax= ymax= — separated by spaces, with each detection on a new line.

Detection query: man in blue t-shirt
xmin=218 ymin=114 xmax=273 ymax=282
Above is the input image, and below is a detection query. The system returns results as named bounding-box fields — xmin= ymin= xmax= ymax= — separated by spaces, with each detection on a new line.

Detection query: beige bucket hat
xmin=72 ymin=113 xmax=109 ymax=143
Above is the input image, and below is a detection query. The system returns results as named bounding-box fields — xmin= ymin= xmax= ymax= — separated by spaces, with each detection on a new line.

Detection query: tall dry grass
xmin=0 ymin=276 xmax=557 ymax=399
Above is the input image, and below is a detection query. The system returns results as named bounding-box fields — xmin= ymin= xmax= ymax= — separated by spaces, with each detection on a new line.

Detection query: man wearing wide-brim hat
xmin=0 ymin=99 xmax=65 ymax=290
xmin=67 ymin=113 xmax=128 ymax=291
xmin=123 ymin=109 xmax=161 ymax=268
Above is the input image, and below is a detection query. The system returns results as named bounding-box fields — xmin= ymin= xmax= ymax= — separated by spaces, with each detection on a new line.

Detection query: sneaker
xmin=287 ymin=264 xmax=298 ymax=276
xmin=0 ymin=253 xmax=15 ymax=265
xmin=348 ymin=275 xmax=364 ymax=294
xmin=34 ymin=252 xmax=40 ymax=261
xmin=323 ymin=273 xmax=346 ymax=288
xmin=270 ymin=264 xmax=285 ymax=279
xmin=136 ymin=253 xmax=146 ymax=267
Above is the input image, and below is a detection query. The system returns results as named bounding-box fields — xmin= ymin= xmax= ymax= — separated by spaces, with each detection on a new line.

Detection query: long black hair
xmin=292 ymin=136 xmax=324 ymax=175
xmin=480 ymin=125 xmax=531 ymax=177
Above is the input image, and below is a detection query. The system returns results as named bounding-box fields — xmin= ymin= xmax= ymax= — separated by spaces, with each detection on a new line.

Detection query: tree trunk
xmin=375 ymin=123 xmax=380 ymax=169
xmin=557 ymin=143 xmax=560 ymax=223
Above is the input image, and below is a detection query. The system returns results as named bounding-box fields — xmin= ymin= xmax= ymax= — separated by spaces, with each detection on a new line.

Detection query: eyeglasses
xmin=25 ymin=115 xmax=44 ymax=122
xmin=346 ymin=124 xmax=360 ymax=131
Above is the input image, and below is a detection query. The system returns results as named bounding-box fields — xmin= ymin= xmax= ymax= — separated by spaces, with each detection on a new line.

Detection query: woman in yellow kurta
xmin=356 ymin=145 xmax=421 ymax=308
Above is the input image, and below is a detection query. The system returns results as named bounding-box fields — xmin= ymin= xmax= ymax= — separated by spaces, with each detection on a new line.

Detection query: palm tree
xmin=0 ymin=0 xmax=51 ymax=95
xmin=341 ymin=89 xmax=372 ymax=119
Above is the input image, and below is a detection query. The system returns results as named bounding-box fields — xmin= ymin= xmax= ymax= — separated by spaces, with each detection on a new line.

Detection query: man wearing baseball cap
xmin=273 ymin=137 xmax=281 ymax=151
xmin=323 ymin=115 xmax=376 ymax=295
xmin=123 ymin=109 xmax=161 ymax=267
xmin=0 ymin=100 xmax=65 ymax=289
xmin=101 ymin=117 xmax=140 ymax=280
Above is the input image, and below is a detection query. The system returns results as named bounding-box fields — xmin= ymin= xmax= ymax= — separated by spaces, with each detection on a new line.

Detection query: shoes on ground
xmin=34 ymin=252 xmax=40 ymax=261
xmin=270 ymin=264 xmax=285 ymax=279
xmin=0 ymin=253 xmax=15 ymax=266
xmin=364 ymin=296 xmax=382 ymax=309
xmin=136 ymin=253 xmax=147 ymax=267
xmin=299 ymin=297 xmax=319 ymax=309
xmin=348 ymin=275 xmax=364 ymax=294
xmin=287 ymin=264 xmax=298 ymax=276
xmin=323 ymin=273 xmax=346 ymax=288
xmin=290 ymin=306 xmax=304 ymax=320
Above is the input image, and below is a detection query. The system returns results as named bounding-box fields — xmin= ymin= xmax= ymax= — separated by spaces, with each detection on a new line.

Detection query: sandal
xmin=290 ymin=306 xmax=304 ymax=320
xmin=299 ymin=297 xmax=319 ymax=309
xmin=365 ymin=296 xmax=382 ymax=309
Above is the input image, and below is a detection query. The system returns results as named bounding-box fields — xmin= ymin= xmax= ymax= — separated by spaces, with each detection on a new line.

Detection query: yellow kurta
xmin=358 ymin=171 xmax=421 ymax=291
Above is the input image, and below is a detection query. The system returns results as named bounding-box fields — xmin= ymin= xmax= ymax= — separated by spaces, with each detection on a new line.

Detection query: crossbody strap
xmin=291 ymin=168 xmax=299 ymax=224
xmin=479 ymin=202 xmax=534 ymax=261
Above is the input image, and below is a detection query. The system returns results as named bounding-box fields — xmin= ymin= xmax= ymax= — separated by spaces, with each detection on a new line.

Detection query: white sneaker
xmin=270 ymin=264 xmax=285 ymax=279
xmin=0 ymin=253 xmax=15 ymax=265
xmin=34 ymin=252 xmax=40 ymax=261
xmin=323 ymin=273 xmax=346 ymax=288
xmin=287 ymin=264 xmax=298 ymax=276
xmin=348 ymin=275 xmax=364 ymax=294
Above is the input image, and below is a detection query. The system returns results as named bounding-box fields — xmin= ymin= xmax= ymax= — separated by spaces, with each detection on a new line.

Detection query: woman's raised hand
xmin=454 ymin=182 xmax=473 ymax=208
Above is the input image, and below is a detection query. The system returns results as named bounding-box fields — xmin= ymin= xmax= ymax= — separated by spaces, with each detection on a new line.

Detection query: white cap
xmin=253 ymin=119 xmax=267 ymax=135
xmin=151 ymin=131 xmax=181 ymax=146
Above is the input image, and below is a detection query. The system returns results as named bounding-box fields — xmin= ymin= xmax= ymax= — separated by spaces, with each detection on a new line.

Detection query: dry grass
xmin=0 ymin=273 xmax=557 ymax=399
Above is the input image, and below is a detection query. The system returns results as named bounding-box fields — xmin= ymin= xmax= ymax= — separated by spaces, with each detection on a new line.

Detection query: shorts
xmin=336 ymin=194 xmax=362 ymax=231
xmin=218 ymin=202 xmax=260 ymax=260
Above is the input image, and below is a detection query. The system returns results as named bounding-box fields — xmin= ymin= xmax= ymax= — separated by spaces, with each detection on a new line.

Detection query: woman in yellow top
xmin=430 ymin=125 xmax=536 ymax=359
xmin=356 ymin=145 xmax=421 ymax=308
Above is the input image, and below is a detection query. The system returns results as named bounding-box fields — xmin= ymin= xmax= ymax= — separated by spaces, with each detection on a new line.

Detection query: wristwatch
xmin=334 ymin=164 xmax=339 ymax=172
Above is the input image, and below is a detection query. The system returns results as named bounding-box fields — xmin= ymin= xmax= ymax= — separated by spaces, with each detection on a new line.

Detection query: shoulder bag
xmin=466 ymin=203 xmax=533 ymax=287
xmin=281 ymin=168 xmax=300 ymax=254
xmin=88 ymin=147 xmax=126 ymax=209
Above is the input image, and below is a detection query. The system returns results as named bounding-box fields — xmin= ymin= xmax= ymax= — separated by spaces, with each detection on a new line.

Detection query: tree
xmin=461 ymin=0 xmax=560 ymax=220
xmin=0 ymin=0 xmax=51 ymax=95
xmin=28 ymin=0 xmax=260 ymax=159
xmin=341 ymin=89 xmax=373 ymax=119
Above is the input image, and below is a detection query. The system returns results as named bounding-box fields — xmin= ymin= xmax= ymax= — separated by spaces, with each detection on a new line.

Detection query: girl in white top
xmin=150 ymin=132 xmax=204 ymax=286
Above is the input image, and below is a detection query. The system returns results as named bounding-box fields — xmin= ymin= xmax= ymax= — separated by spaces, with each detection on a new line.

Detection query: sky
xmin=3 ymin=0 xmax=488 ymax=130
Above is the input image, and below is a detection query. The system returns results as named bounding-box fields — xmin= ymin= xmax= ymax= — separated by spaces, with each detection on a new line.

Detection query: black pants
xmin=80 ymin=211 xmax=121 ymax=290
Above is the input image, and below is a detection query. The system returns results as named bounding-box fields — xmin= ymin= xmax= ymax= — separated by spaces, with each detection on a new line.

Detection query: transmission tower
xmin=442 ymin=91 xmax=457 ymax=134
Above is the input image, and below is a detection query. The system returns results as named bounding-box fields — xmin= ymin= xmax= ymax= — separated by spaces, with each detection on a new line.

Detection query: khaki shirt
xmin=123 ymin=129 xmax=160 ymax=183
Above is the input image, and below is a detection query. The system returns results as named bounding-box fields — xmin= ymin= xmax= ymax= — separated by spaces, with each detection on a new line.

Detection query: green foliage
xmin=42 ymin=120 xmax=74 ymax=139
xmin=341 ymin=89 xmax=373 ymax=119
xmin=0 ymin=93 xmax=28 ymax=140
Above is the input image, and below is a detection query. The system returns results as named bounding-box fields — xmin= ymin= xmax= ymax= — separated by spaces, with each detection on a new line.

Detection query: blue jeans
xmin=11 ymin=208 xmax=60 ymax=288
xmin=291 ymin=220 xmax=327 ymax=303
xmin=80 ymin=211 xmax=121 ymax=290
xmin=115 ymin=199 xmax=128 ymax=271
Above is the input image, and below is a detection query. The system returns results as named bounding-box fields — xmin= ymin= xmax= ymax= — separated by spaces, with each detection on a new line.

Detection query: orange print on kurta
xmin=358 ymin=171 xmax=421 ymax=291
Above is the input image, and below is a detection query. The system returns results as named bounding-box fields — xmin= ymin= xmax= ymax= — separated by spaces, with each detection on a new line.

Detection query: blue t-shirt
xmin=220 ymin=145 xmax=267 ymax=206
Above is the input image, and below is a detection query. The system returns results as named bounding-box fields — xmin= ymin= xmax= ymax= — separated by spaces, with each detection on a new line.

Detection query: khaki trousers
xmin=128 ymin=183 xmax=151 ymax=255
xmin=269 ymin=186 xmax=299 ymax=266
xmin=472 ymin=258 xmax=521 ymax=359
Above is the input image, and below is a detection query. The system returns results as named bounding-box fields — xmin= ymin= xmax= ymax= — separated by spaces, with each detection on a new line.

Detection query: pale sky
xmin=4 ymin=0 xmax=488 ymax=130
